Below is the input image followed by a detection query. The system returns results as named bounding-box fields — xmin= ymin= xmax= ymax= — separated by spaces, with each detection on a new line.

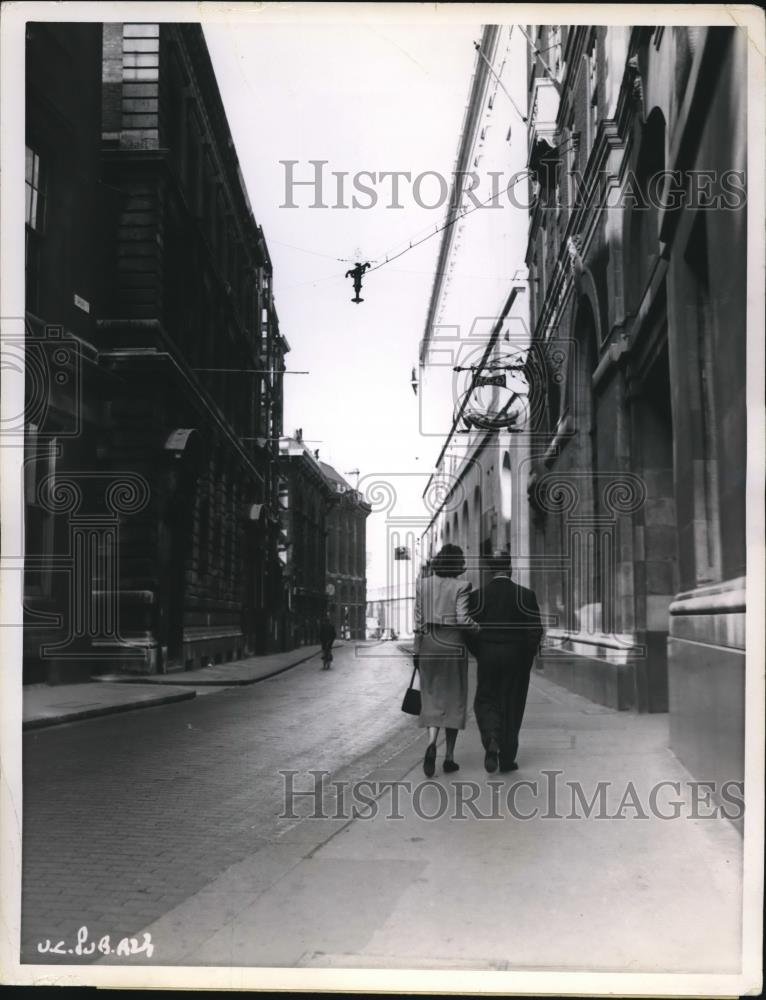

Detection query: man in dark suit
xmin=319 ymin=615 xmax=337 ymax=670
xmin=468 ymin=551 xmax=543 ymax=773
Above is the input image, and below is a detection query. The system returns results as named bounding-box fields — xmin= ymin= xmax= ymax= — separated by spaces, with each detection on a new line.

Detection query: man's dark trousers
xmin=469 ymin=576 xmax=542 ymax=767
xmin=474 ymin=641 xmax=533 ymax=767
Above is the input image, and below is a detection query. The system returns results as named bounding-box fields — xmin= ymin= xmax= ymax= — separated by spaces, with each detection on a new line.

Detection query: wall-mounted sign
xmin=454 ymin=349 xmax=531 ymax=432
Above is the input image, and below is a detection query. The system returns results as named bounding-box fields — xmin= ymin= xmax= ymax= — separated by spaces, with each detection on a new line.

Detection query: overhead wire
xmin=363 ymin=134 xmax=576 ymax=276
xmin=278 ymin=132 xmax=576 ymax=290
xmin=267 ymin=20 xmax=577 ymax=290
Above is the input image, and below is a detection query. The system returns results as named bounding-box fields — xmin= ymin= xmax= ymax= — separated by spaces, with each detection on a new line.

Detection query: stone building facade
xmin=524 ymin=26 xmax=746 ymax=790
xmin=23 ymin=22 xmax=289 ymax=680
xmin=320 ymin=462 xmax=370 ymax=640
xmin=419 ymin=24 xmax=534 ymax=596
xmin=97 ymin=22 xmax=288 ymax=670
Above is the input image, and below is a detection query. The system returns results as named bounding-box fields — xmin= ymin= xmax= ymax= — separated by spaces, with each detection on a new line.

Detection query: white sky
xmin=203 ymin=19 xmax=485 ymax=586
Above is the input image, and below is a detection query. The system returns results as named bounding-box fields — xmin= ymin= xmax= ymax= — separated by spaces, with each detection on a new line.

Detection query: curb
xmin=94 ymin=648 xmax=322 ymax=688
xmin=22 ymin=687 xmax=197 ymax=731
xmin=228 ymin=647 xmax=321 ymax=685
xmin=24 ymin=647 xmax=325 ymax=731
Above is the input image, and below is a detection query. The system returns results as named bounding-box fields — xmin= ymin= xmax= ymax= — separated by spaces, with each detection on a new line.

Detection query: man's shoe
xmin=484 ymin=739 xmax=499 ymax=773
xmin=499 ymin=761 xmax=519 ymax=773
xmin=423 ymin=742 xmax=437 ymax=778
xmin=443 ymin=759 xmax=460 ymax=773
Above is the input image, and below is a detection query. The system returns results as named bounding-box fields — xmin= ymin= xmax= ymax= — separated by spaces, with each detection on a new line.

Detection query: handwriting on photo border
xmin=37 ymin=926 xmax=154 ymax=959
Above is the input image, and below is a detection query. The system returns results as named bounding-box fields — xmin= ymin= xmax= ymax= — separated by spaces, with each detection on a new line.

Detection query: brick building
xmin=524 ymin=26 xmax=746 ymax=791
xmin=278 ymin=434 xmax=334 ymax=648
xmin=23 ymin=22 xmax=289 ymax=680
xmin=320 ymin=462 xmax=370 ymax=640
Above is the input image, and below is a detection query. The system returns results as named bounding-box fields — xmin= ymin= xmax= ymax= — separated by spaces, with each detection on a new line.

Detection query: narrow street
xmin=22 ymin=643 xmax=742 ymax=972
xmin=7 ymin=11 xmax=759 ymax=994
xmin=22 ymin=642 xmax=417 ymax=963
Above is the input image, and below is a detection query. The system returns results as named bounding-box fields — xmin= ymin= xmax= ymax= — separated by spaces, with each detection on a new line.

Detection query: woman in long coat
xmin=413 ymin=544 xmax=478 ymax=776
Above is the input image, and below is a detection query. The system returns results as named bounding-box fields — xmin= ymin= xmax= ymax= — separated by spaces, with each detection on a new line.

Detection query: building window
xmin=548 ymin=25 xmax=562 ymax=80
xmin=538 ymin=228 xmax=547 ymax=305
xmin=168 ymin=61 xmax=186 ymax=173
xmin=545 ymin=347 xmax=562 ymax=436
xmin=24 ymin=423 xmax=56 ymax=595
xmin=25 ymin=146 xmax=44 ymax=228
xmin=186 ymin=111 xmax=200 ymax=213
xmin=586 ymin=37 xmax=598 ymax=154
xmin=684 ymin=214 xmax=722 ymax=585
xmin=25 ymin=145 xmax=45 ymax=312
xmin=197 ymin=480 xmax=211 ymax=577
xmin=225 ymin=480 xmax=236 ymax=587
xmin=122 ymin=23 xmax=160 ymax=83
xmin=202 ymin=152 xmax=217 ymax=245
xmin=564 ymin=115 xmax=576 ymax=210
xmin=627 ymin=109 xmax=666 ymax=314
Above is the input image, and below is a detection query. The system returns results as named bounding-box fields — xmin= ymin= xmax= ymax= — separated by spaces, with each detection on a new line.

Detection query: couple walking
xmin=412 ymin=544 xmax=542 ymax=777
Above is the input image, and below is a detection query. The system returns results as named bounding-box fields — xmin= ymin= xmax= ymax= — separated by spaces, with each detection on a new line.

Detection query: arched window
xmin=627 ymin=108 xmax=666 ymax=315
xmin=546 ymin=349 xmax=563 ymax=436
xmin=500 ymin=454 xmax=512 ymax=551
xmin=473 ymin=486 xmax=483 ymax=559
xmin=569 ymin=297 xmax=599 ymax=439
xmin=568 ymin=296 xmax=601 ymax=632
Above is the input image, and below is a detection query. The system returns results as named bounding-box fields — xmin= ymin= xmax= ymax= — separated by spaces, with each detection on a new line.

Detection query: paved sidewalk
xmin=96 ymin=644 xmax=323 ymax=687
xmin=118 ymin=668 xmax=743 ymax=974
xmin=22 ymin=682 xmax=197 ymax=730
xmin=22 ymin=644 xmax=322 ymax=730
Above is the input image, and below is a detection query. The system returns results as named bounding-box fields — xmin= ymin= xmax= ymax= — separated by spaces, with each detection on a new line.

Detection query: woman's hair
xmin=431 ymin=543 xmax=466 ymax=578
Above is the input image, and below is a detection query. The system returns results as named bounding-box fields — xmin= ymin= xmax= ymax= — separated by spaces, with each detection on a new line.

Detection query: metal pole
xmin=516 ymin=25 xmax=563 ymax=95
xmin=473 ymin=40 xmax=527 ymax=123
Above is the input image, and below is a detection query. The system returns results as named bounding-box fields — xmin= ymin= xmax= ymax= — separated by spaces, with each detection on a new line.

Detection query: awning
xmin=528 ymin=136 xmax=559 ymax=176
xmin=164 ymin=428 xmax=199 ymax=453
xmin=163 ymin=428 xmax=203 ymax=466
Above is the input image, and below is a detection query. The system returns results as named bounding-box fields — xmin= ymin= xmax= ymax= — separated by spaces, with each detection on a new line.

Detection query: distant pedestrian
xmin=413 ymin=544 xmax=478 ymax=776
xmin=319 ymin=615 xmax=336 ymax=670
xmin=468 ymin=551 xmax=543 ymax=773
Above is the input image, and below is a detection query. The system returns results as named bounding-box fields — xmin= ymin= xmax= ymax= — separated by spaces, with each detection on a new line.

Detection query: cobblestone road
xmin=21 ymin=642 xmax=418 ymax=963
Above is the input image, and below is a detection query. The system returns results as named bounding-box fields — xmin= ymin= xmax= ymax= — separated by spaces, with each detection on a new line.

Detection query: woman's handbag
xmin=401 ymin=659 xmax=421 ymax=715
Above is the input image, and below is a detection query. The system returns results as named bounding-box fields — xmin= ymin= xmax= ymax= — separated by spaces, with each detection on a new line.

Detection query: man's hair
xmin=431 ymin=543 xmax=466 ymax=578
xmin=484 ymin=551 xmax=513 ymax=575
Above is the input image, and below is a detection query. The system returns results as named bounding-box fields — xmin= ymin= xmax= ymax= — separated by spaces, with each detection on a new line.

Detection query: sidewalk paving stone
xmin=22 ymin=644 xmax=324 ymax=730
xmin=22 ymin=683 xmax=197 ymax=731
xmin=128 ymin=669 xmax=743 ymax=974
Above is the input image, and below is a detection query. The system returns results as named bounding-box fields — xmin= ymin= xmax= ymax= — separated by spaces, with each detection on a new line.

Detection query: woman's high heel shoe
xmin=423 ymin=742 xmax=437 ymax=777
xmin=443 ymin=759 xmax=459 ymax=773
